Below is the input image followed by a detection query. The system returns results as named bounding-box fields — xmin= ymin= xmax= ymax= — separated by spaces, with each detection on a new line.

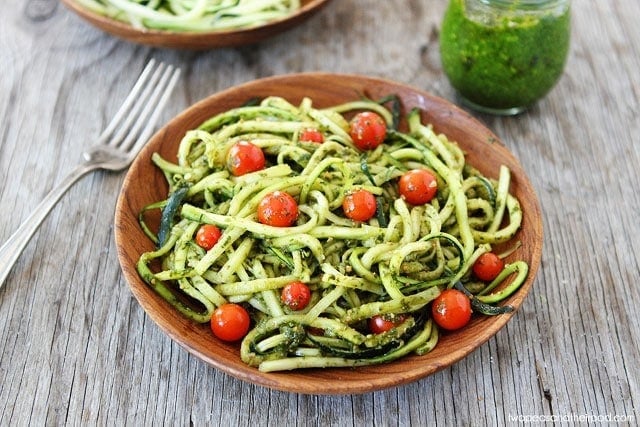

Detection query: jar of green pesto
xmin=440 ymin=0 xmax=570 ymax=115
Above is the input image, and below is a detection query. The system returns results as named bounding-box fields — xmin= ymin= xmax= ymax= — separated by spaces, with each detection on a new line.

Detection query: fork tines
xmin=99 ymin=60 xmax=181 ymax=153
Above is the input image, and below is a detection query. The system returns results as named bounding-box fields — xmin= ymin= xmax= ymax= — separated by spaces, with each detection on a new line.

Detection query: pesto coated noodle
xmin=137 ymin=95 xmax=528 ymax=371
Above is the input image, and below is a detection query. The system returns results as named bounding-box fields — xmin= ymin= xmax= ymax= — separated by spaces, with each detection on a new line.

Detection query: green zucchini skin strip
xmin=476 ymin=261 xmax=529 ymax=303
xmin=157 ymin=186 xmax=188 ymax=248
xmin=135 ymin=96 xmax=529 ymax=370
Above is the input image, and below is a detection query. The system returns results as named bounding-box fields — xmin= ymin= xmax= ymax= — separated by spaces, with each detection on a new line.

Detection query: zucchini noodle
xmin=74 ymin=0 xmax=301 ymax=32
xmin=137 ymin=95 xmax=528 ymax=371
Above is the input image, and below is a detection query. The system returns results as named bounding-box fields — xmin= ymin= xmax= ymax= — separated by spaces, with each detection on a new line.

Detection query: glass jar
xmin=439 ymin=0 xmax=571 ymax=115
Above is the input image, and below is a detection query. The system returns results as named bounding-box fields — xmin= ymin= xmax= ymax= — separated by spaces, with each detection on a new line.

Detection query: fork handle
xmin=0 ymin=163 xmax=98 ymax=289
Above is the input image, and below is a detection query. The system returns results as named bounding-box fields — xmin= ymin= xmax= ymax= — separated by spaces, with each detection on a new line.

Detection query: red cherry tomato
xmin=195 ymin=224 xmax=222 ymax=250
xmin=431 ymin=289 xmax=472 ymax=331
xmin=342 ymin=189 xmax=377 ymax=222
xmin=368 ymin=314 xmax=406 ymax=334
xmin=349 ymin=111 xmax=387 ymax=150
xmin=473 ymin=252 xmax=505 ymax=281
xmin=299 ymin=128 xmax=324 ymax=143
xmin=226 ymin=140 xmax=265 ymax=176
xmin=398 ymin=169 xmax=438 ymax=205
xmin=257 ymin=191 xmax=299 ymax=227
xmin=281 ymin=281 xmax=312 ymax=311
xmin=210 ymin=303 xmax=251 ymax=342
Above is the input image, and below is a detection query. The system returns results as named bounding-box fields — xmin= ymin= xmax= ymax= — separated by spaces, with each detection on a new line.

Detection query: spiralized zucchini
xmin=75 ymin=0 xmax=301 ymax=32
xmin=137 ymin=95 xmax=528 ymax=371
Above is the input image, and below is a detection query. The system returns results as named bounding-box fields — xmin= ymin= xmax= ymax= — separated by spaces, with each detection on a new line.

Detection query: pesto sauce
xmin=440 ymin=0 xmax=570 ymax=112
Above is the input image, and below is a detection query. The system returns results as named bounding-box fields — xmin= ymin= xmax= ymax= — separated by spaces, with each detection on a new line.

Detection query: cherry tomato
xmin=307 ymin=327 xmax=325 ymax=336
xmin=398 ymin=169 xmax=438 ymax=205
xmin=210 ymin=303 xmax=251 ymax=342
xmin=257 ymin=191 xmax=299 ymax=227
xmin=431 ymin=289 xmax=472 ymax=331
xmin=195 ymin=224 xmax=222 ymax=250
xmin=226 ymin=140 xmax=265 ymax=176
xmin=473 ymin=252 xmax=505 ymax=281
xmin=349 ymin=111 xmax=387 ymax=150
xmin=368 ymin=314 xmax=406 ymax=334
xmin=342 ymin=189 xmax=377 ymax=222
xmin=299 ymin=128 xmax=324 ymax=143
xmin=281 ymin=281 xmax=312 ymax=311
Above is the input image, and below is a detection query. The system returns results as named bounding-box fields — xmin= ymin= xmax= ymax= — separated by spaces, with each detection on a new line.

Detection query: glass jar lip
xmin=479 ymin=0 xmax=569 ymax=7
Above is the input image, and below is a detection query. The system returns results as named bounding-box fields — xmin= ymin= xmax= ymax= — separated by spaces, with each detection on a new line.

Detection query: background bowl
xmin=61 ymin=0 xmax=332 ymax=49
xmin=114 ymin=73 xmax=543 ymax=394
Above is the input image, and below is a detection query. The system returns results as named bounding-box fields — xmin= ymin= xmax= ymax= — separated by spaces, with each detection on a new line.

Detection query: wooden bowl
xmin=114 ymin=73 xmax=543 ymax=394
xmin=61 ymin=0 xmax=332 ymax=49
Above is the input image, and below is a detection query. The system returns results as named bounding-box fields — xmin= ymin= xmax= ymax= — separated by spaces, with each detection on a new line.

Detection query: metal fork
xmin=0 ymin=60 xmax=181 ymax=288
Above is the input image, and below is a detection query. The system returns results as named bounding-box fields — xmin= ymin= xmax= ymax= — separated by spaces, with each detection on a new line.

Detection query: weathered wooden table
xmin=1 ymin=0 xmax=638 ymax=424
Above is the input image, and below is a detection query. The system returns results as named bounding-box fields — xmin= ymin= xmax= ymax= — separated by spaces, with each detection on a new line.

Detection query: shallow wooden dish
xmin=114 ymin=73 xmax=543 ymax=394
xmin=61 ymin=0 xmax=331 ymax=49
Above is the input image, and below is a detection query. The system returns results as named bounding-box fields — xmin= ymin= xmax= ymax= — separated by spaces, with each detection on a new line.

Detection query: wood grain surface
xmin=1 ymin=0 xmax=638 ymax=424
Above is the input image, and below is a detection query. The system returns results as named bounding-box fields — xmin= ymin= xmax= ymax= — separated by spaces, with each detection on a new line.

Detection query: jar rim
xmin=479 ymin=0 xmax=569 ymax=7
